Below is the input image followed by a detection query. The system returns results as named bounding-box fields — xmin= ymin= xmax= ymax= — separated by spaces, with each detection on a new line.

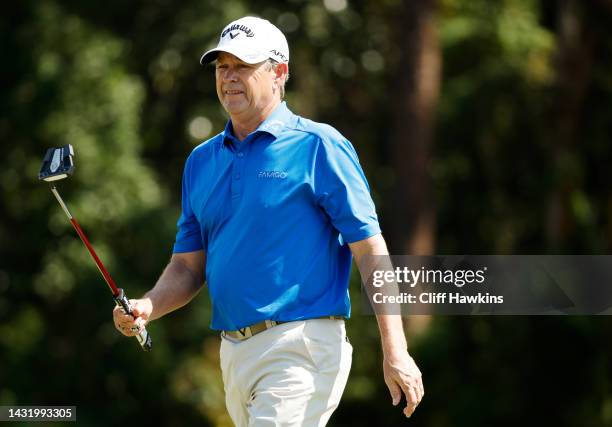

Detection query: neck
xmin=230 ymin=99 xmax=281 ymax=141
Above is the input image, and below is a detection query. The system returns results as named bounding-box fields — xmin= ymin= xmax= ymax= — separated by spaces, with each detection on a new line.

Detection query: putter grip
xmin=114 ymin=289 xmax=153 ymax=352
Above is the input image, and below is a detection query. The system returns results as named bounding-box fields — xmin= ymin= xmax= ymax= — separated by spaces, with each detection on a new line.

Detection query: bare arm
xmin=145 ymin=251 xmax=206 ymax=320
xmin=113 ymin=250 xmax=205 ymax=335
xmin=349 ymin=234 xmax=424 ymax=418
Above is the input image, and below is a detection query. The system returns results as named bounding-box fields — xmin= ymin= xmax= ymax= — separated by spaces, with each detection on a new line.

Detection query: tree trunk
xmin=389 ymin=0 xmax=440 ymax=256
xmin=547 ymin=0 xmax=594 ymax=248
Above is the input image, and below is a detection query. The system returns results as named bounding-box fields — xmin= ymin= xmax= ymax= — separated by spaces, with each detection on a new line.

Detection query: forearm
xmin=376 ymin=314 xmax=408 ymax=357
xmin=350 ymin=234 xmax=408 ymax=355
xmin=143 ymin=257 xmax=203 ymax=321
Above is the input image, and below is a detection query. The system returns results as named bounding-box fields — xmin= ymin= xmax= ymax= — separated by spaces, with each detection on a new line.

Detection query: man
xmin=113 ymin=16 xmax=423 ymax=426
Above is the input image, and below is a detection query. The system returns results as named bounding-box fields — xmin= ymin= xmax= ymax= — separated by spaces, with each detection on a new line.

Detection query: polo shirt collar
xmin=222 ymin=102 xmax=292 ymax=145
xmin=256 ymin=102 xmax=292 ymax=138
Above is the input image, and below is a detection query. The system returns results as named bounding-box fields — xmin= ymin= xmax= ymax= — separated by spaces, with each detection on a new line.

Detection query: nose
xmin=221 ymin=67 xmax=239 ymax=83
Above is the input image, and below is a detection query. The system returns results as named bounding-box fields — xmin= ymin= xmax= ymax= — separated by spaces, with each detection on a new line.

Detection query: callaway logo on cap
xmin=200 ymin=16 xmax=290 ymax=65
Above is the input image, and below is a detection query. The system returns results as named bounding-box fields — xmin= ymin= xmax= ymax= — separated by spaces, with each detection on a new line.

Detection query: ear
xmin=274 ymin=63 xmax=288 ymax=83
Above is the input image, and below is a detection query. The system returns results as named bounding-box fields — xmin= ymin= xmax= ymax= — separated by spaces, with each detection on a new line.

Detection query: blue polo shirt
xmin=173 ymin=102 xmax=380 ymax=330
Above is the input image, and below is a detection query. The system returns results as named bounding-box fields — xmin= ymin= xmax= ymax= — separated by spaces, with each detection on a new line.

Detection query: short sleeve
xmin=173 ymin=155 xmax=205 ymax=253
xmin=313 ymin=135 xmax=381 ymax=243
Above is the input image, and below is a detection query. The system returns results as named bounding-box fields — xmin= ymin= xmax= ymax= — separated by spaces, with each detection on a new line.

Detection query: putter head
xmin=38 ymin=145 xmax=75 ymax=182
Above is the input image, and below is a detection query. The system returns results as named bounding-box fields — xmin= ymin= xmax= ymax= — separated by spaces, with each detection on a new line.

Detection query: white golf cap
xmin=200 ymin=16 xmax=289 ymax=65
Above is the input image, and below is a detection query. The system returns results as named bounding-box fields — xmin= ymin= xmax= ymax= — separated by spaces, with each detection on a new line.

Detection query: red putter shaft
xmin=69 ymin=217 xmax=120 ymax=297
xmin=50 ymin=185 xmax=119 ymax=296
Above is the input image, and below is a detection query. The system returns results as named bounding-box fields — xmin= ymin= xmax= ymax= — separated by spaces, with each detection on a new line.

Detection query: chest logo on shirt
xmin=258 ymin=170 xmax=288 ymax=179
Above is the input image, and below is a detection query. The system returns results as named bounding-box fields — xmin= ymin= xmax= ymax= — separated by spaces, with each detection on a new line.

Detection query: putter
xmin=38 ymin=144 xmax=152 ymax=351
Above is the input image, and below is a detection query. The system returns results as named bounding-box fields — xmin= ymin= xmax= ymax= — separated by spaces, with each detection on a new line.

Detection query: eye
xmin=216 ymin=64 xmax=228 ymax=70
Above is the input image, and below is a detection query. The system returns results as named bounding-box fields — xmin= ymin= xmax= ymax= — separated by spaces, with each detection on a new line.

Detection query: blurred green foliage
xmin=1 ymin=0 xmax=611 ymax=426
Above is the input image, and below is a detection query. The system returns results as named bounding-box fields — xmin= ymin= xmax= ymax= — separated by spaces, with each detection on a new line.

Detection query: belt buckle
xmin=221 ymin=327 xmax=252 ymax=341
xmin=236 ymin=326 xmax=253 ymax=339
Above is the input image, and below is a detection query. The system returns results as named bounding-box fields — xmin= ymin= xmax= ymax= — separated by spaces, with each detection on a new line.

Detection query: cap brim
xmin=200 ymin=46 xmax=269 ymax=65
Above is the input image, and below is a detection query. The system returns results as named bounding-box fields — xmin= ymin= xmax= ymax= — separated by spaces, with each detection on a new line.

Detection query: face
xmin=215 ymin=52 xmax=280 ymax=119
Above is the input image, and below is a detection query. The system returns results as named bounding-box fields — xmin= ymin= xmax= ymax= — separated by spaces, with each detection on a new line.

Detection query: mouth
xmin=224 ymin=90 xmax=243 ymax=95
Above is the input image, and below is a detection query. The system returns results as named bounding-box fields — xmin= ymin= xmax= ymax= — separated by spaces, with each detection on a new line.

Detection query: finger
xmin=130 ymin=300 xmax=151 ymax=322
xmin=114 ymin=309 xmax=138 ymax=337
xmin=116 ymin=315 xmax=136 ymax=328
xmin=386 ymin=380 xmax=401 ymax=406
xmin=115 ymin=314 xmax=137 ymax=328
xmin=398 ymin=379 xmax=411 ymax=405
xmin=119 ymin=318 xmax=138 ymax=328
xmin=115 ymin=321 xmax=130 ymax=334
xmin=113 ymin=303 xmax=129 ymax=315
xmin=404 ymin=406 xmax=413 ymax=418
xmin=417 ymin=378 xmax=425 ymax=401
xmin=113 ymin=306 xmax=131 ymax=318
xmin=129 ymin=299 xmax=142 ymax=316
xmin=113 ymin=307 xmax=127 ymax=320
xmin=410 ymin=375 xmax=423 ymax=402
xmin=403 ymin=387 xmax=419 ymax=417
xmin=114 ymin=307 xmax=132 ymax=317
xmin=122 ymin=326 xmax=138 ymax=337
xmin=134 ymin=317 xmax=146 ymax=329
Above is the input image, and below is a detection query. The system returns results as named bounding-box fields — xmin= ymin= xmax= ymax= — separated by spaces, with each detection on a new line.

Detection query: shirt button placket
xmin=231 ymin=148 xmax=245 ymax=202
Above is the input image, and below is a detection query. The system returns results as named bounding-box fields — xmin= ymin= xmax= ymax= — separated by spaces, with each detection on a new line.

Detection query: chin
xmin=224 ymin=102 xmax=248 ymax=115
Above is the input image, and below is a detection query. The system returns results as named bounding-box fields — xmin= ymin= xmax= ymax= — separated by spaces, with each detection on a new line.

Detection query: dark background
xmin=1 ymin=0 xmax=611 ymax=425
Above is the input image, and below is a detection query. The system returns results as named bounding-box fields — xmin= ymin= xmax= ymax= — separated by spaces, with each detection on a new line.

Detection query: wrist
xmin=140 ymin=294 xmax=157 ymax=319
xmin=380 ymin=329 xmax=408 ymax=356
xmin=377 ymin=315 xmax=408 ymax=357
xmin=382 ymin=340 xmax=408 ymax=358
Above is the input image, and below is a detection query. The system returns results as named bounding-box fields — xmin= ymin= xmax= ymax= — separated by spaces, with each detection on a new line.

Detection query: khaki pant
xmin=220 ymin=319 xmax=353 ymax=427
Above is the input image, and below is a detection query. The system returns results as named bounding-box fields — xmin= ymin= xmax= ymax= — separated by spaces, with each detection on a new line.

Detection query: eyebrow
xmin=216 ymin=61 xmax=255 ymax=69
